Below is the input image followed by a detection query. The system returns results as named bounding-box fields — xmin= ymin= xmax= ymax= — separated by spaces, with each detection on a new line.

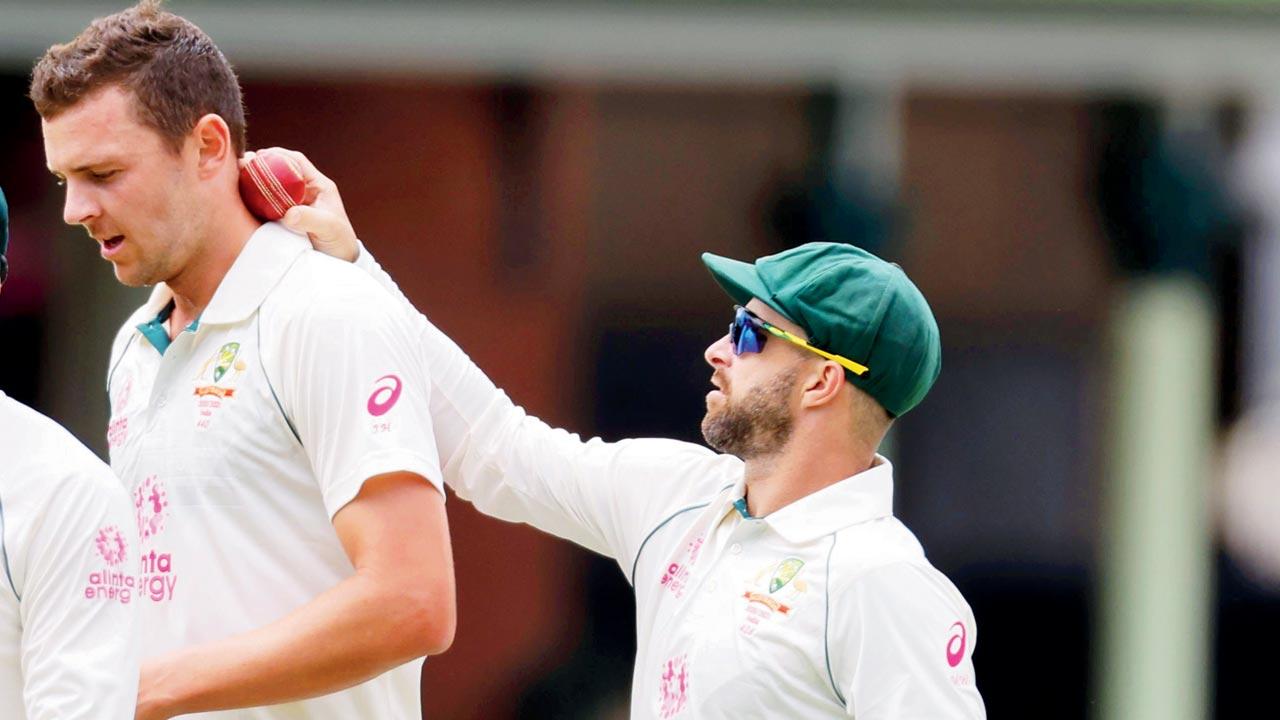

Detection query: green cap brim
xmin=701 ymin=252 xmax=794 ymax=322
xmin=702 ymin=251 xmax=766 ymax=302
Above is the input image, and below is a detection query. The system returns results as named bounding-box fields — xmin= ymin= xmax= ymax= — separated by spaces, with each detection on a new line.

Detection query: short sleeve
xmin=271 ymin=275 xmax=443 ymax=518
xmin=830 ymin=562 xmax=985 ymax=719
xmin=19 ymin=470 xmax=139 ymax=720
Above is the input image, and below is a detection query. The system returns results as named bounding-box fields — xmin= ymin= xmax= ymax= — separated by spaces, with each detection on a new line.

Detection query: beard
xmin=701 ymin=367 xmax=798 ymax=459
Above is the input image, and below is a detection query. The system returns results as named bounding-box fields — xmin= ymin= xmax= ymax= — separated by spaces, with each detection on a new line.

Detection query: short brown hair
xmin=30 ymin=0 xmax=247 ymax=154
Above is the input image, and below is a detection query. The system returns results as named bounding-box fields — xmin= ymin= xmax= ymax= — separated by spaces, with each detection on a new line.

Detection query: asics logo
xmin=946 ymin=621 xmax=967 ymax=667
xmin=367 ymin=374 xmax=403 ymax=417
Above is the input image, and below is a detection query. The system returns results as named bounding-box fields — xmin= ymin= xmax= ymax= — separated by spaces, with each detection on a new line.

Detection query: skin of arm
xmin=134 ymin=472 xmax=455 ymax=720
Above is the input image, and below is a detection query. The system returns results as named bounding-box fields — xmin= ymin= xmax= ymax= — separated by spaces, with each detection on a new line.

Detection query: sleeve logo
xmin=86 ymin=524 xmax=133 ymax=605
xmin=946 ymin=621 xmax=967 ymax=667
xmin=94 ymin=525 xmax=129 ymax=566
xmin=367 ymin=374 xmax=403 ymax=417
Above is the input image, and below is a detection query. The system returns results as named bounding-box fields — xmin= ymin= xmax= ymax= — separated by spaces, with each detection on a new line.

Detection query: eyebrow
xmin=49 ymin=159 xmax=122 ymax=176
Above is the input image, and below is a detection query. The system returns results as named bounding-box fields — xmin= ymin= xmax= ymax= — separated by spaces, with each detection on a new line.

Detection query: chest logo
xmin=195 ymin=342 xmax=247 ymax=398
xmin=212 ymin=342 xmax=240 ymax=382
xmin=768 ymin=557 xmax=805 ymax=593
xmin=657 ymin=653 xmax=689 ymax=718
xmin=134 ymin=475 xmax=170 ymax=541
xmin=739 ymin=557 xmax=811 ymax=636
xmin=659 ymin=534 xmax=705 ymax=599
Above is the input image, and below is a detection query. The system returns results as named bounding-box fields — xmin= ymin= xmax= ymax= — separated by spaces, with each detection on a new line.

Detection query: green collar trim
xmin=136 ymin=300 xmax=200 ymax=356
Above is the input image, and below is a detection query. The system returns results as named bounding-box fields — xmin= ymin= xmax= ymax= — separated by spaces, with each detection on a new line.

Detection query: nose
xmin=704 ymin=333 xmax=733 ymax=369
xmin=62 ymin=181 xmax=101 ymax=227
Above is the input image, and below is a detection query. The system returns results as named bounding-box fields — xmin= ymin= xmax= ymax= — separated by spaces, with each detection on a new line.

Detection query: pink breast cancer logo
xmin=946 ymin=621 xmax=968 ymax=667
xmin=658 ymin=654 xmax=689 ymax=718
xmin=94 ymin=525 xmax=128 ymax=566
xmin=134 ymin=475 xmax=169 ymax=540
xmin=367 ymin=374 xmax=403 ymax=417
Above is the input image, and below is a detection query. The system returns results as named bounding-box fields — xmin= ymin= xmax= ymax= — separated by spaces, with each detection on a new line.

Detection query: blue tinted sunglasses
xmin=730 ymin=306 xmax=869 ymax=376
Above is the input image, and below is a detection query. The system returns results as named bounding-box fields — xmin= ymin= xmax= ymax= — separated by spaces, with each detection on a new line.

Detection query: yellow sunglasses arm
xmin=762 ymin=325 xmax=869 ymax=376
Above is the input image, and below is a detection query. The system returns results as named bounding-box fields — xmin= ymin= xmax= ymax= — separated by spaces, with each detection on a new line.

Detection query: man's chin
xmin=700 ymin=413 xmax=734 ymax=455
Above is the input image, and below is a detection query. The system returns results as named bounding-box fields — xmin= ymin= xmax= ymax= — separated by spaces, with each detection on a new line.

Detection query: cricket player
xmin=31 ymin=4 xmax=454 ymax=719
xmin=0 ymin=187 xmax=140 ymax=719
xmin=275 ymin=149 xmax=987 ymax=718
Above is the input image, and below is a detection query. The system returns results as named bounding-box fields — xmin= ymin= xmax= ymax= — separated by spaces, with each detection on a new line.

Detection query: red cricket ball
xmin=238 ymin=152 xmax=306 ymax=221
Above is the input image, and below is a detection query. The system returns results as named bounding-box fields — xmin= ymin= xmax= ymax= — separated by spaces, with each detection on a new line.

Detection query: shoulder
xmin=0 ymin=396 xmax=123 ymax=504
xmin=828 ymin=518 xmax=971 ymax=619
xmin=263 ymin=249 xmax=409 ymax=330
xmin=829 ymin=519 xmax=943 ymax=591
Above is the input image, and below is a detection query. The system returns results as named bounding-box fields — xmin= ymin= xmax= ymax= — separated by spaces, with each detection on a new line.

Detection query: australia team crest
xmin=193 ymin=341 xmax=247 ymax=429
xmin=739 ymin=556 xmax=812 ymax=637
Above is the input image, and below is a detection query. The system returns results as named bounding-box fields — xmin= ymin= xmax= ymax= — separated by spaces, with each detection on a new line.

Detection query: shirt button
xmin=156 ymin=393 xmax=168 ymax=408
xmin=730 ymin=543 xmax=743 ymax=555
xmin=706 ymin=580 xmax=718 ymax=593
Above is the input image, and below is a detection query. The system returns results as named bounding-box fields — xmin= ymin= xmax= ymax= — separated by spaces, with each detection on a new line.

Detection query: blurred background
xmin=4 ymin=1 xmax=1280 ymax=718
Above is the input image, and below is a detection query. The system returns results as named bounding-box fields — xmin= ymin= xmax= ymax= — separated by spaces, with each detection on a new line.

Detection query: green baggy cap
xmin=701 ymin=242 xmax=941 ymax=417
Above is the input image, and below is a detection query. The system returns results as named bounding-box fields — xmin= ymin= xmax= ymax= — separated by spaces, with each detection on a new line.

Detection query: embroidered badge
xmin=739 ymin=556 xmax=811 ymax=637
xmin=193 ymin=341 xmax=248 ymax=430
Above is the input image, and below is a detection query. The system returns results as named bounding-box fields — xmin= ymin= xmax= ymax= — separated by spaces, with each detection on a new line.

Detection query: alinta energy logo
xmin=133 ymin=475 xmax=178 ymax=603
xmin=95 ymin=525 xmax=128 ymax=566
xmin=108 ymin=374 xmax=134 ymax=449
xmin=658 ymin=653 xmax=689 ymax=719
xmin=85 ymin=524 xmax=132 ymax=605
xmin=134 ymin=475 xmax=169 ymax=541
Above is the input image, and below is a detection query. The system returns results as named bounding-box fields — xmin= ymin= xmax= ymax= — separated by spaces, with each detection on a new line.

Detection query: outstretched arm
xmin=245 ymin=148 xmax=741 ymax=568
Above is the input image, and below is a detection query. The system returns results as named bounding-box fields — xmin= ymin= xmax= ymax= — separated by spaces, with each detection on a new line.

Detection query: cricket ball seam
xmin=247 ymin=160 xmax=287 ymax=218
xmin=261 ymin=156 xmax=301 ymax=211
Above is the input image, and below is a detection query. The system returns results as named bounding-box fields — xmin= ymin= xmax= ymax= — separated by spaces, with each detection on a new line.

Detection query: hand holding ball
xmin=239 ymin=152 xmax=306 ymax=221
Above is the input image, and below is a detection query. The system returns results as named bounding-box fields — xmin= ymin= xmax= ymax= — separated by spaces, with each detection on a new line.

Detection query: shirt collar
xmin=725 ymin=455 xmax=895 ymax=543
xmin=200 ymin=222 xmax=309 ymax=325
xmin=133 ymin=222 xmax=308 ymax=333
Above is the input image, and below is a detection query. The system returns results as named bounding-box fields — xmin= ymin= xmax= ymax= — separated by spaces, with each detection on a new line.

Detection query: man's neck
xmin=740 ymin=436 xmax=877 ymax=518
xmin=166 ymin=208 xmax=260 ymax=337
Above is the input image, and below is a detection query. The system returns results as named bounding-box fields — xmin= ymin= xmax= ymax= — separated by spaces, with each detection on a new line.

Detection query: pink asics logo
xmin=946 ymin=621 xmax=967 ymax=667
xmin=94 ymin=525 xmax=129 ymax=566
xmin=367 ymin=374 xmax=403 ymax=417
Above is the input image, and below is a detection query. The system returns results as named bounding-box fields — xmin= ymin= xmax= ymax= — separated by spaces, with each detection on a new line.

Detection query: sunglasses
xmin=730 ymin=306 xmax=869 ymax=377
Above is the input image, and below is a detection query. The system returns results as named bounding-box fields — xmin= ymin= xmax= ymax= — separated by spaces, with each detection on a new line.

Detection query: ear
xmin=192 ymin=113 xmax=233 ymax=179
xmin=798 ymin=361 xmax=845 ymax=410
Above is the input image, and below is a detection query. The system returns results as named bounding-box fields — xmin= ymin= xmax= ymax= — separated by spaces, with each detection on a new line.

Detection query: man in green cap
xmin=0 ymin=186 xmax=141 ymax=718
xmin=268 ymin=148 xmax=985 ymax=719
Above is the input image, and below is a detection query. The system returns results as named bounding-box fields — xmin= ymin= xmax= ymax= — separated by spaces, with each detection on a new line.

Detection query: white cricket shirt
xmin=355 ymin=248 xmax=987 ymax=719
xmin=105 ymin=224 xmax=443 ymax=719
xmin=0 ymin=391 xmax=139 ymax=719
